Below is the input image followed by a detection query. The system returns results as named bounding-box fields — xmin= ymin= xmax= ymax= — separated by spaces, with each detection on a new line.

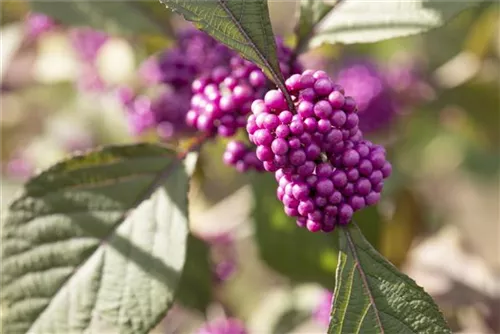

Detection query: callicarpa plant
xmin=1 ymin=0 xmax=485 ymax=334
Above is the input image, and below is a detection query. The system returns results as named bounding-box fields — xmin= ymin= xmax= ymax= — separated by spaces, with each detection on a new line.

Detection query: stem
xmin=177 ymin=133 xmax=210 ymax=160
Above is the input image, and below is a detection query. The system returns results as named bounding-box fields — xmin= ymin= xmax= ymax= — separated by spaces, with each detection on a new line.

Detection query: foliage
xmin=1 ymin=145 xmax=195 ymax=333
xmin=329 ymin=223 xmax=450 ymax=334
xmin=1 ymin=0 xmax=490 ymax=333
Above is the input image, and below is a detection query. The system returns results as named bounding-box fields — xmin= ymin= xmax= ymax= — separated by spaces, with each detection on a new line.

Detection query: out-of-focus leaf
xmin=353 ymin=205 xmax=381 ymax=251
xmin=436 ymin=79 xmax=500 ymax=146
xmin=310 ymin=0 xmax=483 ymax=47
xmin=175 ymin=234 xmax=213 ymax=312
xmin=30 ymin=0 xmax=169 ymax=36
xmin=158 ymin=0 xmax=292 ymax=108
xmin=294 ymin=0 xmax=333 ymax=55
xmin=329 ymin=223 xmax=451 ymax=334
xmin=380 ymin=188 xmax=422 ymax=267
xmin=1 ymin=144 xmax=195 ymax=334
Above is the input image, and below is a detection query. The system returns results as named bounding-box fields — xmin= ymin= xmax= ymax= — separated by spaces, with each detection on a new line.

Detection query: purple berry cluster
xmin=248 ymin=70 xmax=391 ymax=232
xmin=312 ymin=290 xmax=334 ymax=327
xmin=69 ymin=28 xmax=109 ymax=92
xmin=223 ymin=140 xmax=264 ymax=172
xmin=120 ymin=27 xmax=233 ymax=140
xmin=335 ymin=60 xmax=396 ymax=133
xmin=186 ymin=38 xmax=301 ymax=138
xmin=196 ymin=318 xmax=247 ymax=334
xmin=119 ymin=87 xmax=193 ymax=140
xmin=25 ymin=13 xmax=57 ymax=38
xmin=203 ymin=233 xmax=239 ymax=283
xmin=154 ymin=29 xmax=234 ymax=87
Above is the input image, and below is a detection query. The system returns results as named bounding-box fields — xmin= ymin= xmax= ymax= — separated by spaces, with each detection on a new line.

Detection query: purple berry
xmin=271 ymin=138 xmax=289 ymax=155
xmin=316 ymin=179 xmax=334 ymax=196
xmin=332 ymin=170 xmax=348 ymax=188
xmin=356 ymin=178 xmax=372 ymax=196
xmin=314 ymin=101 xmax=333 ymax=119
xmin=343 ymin=149 xmax=361 ymax=167
xmin=289 ymin=149 xmax=306 ymax=166
xmin=314 ymin=78 xmax=334 ymax=96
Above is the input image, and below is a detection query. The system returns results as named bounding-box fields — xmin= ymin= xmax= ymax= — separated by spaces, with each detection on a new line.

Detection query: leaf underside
xmin=311 ymin=0 xmax=483 ymax=47
xmin=328 ymin=223 xmax=451 ymax=334
xmin=1 ymin=144 xmax=193 ymax=334
xmin=158 ymin=0 xmax=289 ymax=101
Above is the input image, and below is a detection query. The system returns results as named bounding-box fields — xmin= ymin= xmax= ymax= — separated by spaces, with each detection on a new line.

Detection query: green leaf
xmin=1 ymin=144 xmax=196 ymax=334
xmin=252 ymin=173 xmax=338 ymax=289
xmin=328 ymin=223 xmax=451 ymax=334
xmin=30 ymin=0 xmax=170 ymax=36
xmin=175 ymin=234 xmax=213 ymax=311
xmin=310 ymin=0 xmax=482 ymax=47
xmin=158 ymin=0 xmax=292 ymax=108
xmin=294 ymin=0 xmax=333 ymax=55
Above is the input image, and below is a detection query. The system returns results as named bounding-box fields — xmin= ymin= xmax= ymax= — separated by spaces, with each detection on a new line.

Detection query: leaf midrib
xmin=342 ymin=226 xmax=385 ymax=334
xmin=25 ymin=154 xmax=183 ymax=332
xmin=215 ymin=0 xmax=293 ymax=109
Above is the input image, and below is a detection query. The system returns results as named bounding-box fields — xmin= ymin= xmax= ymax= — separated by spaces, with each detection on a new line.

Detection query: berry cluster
xmin=248 ymin=70 xmax=391 ymax=232
xmin=223 ymin=140 xmax=264 ymax=172
xmin=69 ymin=28 xmax=109 ymax=92
xmin=119 ymin=86 xmax=193 ymax=140
xmin=186 ymin=39 xmax=302 ymax=138
xmin=313 ymin=290 xmax=334 ymax=327
xmin=25 ymin=13 xmax=57 ymax=38
xmin=155 ymin=29 xmax=234 ymax=87
xmin=120 ymin=28 xmax=233 ymax=140
xmin=335 ymin=60 xmax=396 ymax=133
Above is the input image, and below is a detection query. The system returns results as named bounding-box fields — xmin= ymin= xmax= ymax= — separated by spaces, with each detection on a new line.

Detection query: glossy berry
xmin=223 ymin=140 xmax=264 ymax=172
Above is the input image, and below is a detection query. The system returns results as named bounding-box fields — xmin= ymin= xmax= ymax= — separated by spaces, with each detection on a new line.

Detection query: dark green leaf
xmin=1 ymin=144 xmax=196 ymax=334
xmin=252 ymin=173 xmax=338 ymax=289
xmin=294 ymin=0 xmax=333 ymax=55
xmin=159 ymin=0 xmax=292 ymax=108
xmin=328 ymin=223 xmax=451 ymax=334
xmin=30 ymin=0 xmax=170 ymax=36
xmin=310 ymin=0 xmax=483 ymax=47
xmin=175 ymin=234 xmax=213 ymax=311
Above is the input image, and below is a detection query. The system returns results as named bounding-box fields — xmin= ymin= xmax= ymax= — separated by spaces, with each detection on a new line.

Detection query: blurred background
xmin=1 ymin=1 xmax=499 ymax=333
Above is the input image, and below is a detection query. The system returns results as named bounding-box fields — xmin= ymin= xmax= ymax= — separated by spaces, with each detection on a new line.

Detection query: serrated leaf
xmin=30 ymin=0 xmax=169 ymax=36
xmin=159 ymin=0 xmax=291 ymax=106
xmin=310 ymin=0 xmax=483 ymax=47
xmin=175 ymin=234 xmax=213 ymax=311
xmin=1 ymin=144 xmax=196 ymax=334
xmin=328 ymin=223 xmax=451 ymax=334
xmin=252 ymin=173 xmax=338 ymax=288
xmin=294 ymin=0 xmax=333 ymax=55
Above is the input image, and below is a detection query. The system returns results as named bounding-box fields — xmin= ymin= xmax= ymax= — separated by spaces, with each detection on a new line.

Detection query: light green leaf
xmin=310 ymin=0 xmax=483 ymax=47
xmin=175 ymin=234 xmax=213 ymax=311
xmin=1 ymin=144 xmax=196 ymax=334
xmin=294 ymin=0 xmax=334 ymax=55
xmin=158 ymin=0 xmax=292 ymax=107
xmin=328 ymin=223 xmax=451 ymax=334
xmin=30 ymin=0 xmax=170 ymax=36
